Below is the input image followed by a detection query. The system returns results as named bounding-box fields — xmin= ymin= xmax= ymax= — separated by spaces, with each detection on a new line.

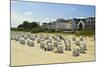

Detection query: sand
xmin=11 ymin=33 xmax=95 ymax=66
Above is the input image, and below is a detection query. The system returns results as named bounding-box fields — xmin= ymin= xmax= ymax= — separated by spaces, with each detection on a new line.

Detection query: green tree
xmin=29 ymin=22 xmax=39 ymax=29
xmin=18 ymin=24 xmax=23 ymax=28
xmin=22 ymin=21 xmax=29 ymax=29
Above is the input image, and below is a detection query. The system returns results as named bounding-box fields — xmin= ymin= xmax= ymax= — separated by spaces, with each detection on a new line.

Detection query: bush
xmin=31 ymin=27 xmax=48 ymax=33
xmin=47 ymin=29 xmax=56 ymax=33
xmin=75 ymin=29 xmax=95 ymax=36
xmin=11 ymin=28 xmax=24 ymax=31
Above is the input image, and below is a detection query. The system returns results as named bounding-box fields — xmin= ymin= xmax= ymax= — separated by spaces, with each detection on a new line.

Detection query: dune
xmin=11 ymin=33 xmax=95 ymax=66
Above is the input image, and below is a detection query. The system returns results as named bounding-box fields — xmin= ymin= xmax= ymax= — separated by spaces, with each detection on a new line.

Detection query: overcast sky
xmin=11 ymin=1 xmax=95 ymax=27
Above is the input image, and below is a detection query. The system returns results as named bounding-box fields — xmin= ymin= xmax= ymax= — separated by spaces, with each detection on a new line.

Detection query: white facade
xmin=42 ymin=17 xmax=95 ymax=31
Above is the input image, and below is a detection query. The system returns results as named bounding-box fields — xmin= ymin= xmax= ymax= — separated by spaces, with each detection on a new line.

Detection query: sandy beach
xmin=11 ymin=33 xmax=95 ymax=66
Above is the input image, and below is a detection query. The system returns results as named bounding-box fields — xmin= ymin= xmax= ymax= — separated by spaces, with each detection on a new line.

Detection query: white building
xmin=42 ymin=17 xmax=95 ymax=32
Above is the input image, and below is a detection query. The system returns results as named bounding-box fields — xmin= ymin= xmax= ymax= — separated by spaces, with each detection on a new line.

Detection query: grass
xmin=75 ymin=29 xmax=95 ymax=37
xmin=11 ymin=28 xmax=95 ymax=37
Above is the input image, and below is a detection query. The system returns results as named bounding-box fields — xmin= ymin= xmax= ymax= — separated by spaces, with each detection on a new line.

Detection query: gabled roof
xmin=73 ymin=18 xmax=87 ymax=24
xmin=73 ymin=18 xmax=81 ymax=24
xmin=81 ymin=19 xmax=86 ymax=23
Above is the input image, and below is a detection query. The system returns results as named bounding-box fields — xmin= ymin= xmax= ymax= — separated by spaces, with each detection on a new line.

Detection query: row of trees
xmin=18 ymin=21 xmax=39 ymax=29
xmin=11 ymin=21 xmax=48 ymax=33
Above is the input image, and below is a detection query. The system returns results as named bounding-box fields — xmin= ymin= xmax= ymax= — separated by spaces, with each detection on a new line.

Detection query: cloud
xmin=11 ymin=0 xmax=18 ymax=4
xmin=70 ymin=7 xmax=77 ymax=10
xmin=11 ymin=11 xmax=34 ymax=27
xmin=24 ymin=11 xmax=32 ymax=16
xmin=42 ymin=18 xmax=56 ymax=22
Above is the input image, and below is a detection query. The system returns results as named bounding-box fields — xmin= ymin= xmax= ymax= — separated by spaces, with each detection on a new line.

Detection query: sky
xmin=11 ymin=1 xmax=95 ymax=27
